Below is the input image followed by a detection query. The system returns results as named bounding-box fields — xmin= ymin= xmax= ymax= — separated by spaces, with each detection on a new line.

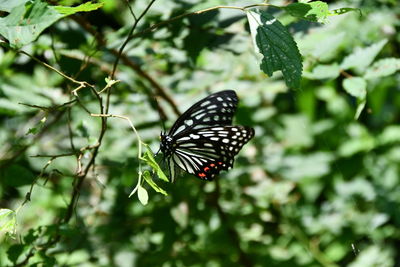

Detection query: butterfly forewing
xmin=168 ymin=90 xmax=238 ymax=137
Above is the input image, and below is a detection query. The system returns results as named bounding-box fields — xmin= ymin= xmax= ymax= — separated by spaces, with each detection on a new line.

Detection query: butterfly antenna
xmin=153 ymin=96 xmax=167 ymax=132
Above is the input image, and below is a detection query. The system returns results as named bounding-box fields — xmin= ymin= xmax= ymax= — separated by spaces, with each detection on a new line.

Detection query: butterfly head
xmin=159 ymin=132 xmax=174 ymax=156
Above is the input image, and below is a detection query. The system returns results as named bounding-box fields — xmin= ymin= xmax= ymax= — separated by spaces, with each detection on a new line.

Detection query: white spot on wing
xmin=200 ymin=100 xmax=211 ymax=107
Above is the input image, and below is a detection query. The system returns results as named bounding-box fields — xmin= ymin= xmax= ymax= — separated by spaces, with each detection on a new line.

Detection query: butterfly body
xmin=160 ymin=90 xmax=254 ymax=181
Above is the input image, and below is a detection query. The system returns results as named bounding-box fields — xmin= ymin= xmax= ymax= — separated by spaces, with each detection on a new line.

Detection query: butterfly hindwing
xmin=168 ymin=90 xmax=238 ymax=137
xmin=173 ymin=126 xmax=255 ymax=180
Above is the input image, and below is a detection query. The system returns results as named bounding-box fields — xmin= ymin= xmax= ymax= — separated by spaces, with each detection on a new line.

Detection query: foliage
xmin=1 ymin=0 xmax=400 ymax=266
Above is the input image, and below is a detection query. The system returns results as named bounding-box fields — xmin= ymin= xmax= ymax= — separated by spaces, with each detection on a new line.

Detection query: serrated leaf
xmin=137 ymin=185 xmax=149 ymax=205
xmin=53 ymin=2 xmax=103 ymax=15
xmin=0 ymin=0 xmax=103 ymax=48
xmin=364 ymin=58 xmax=400 ymax=79
xmin=303 ymin=63 xmax=340 ymax=80
xmin=343 ymin=77 xmax=367 ymax=119
xmin=340 ymin=39 xmax=388 ymax=73
xmin=0 ymin=0 xmax=26 ymax=12
xmin=142 ymin=171 xmax=168 ymax=196
xmin=142 ymin=147 xmax=169 ymax=182
xmin=247 ymin=9 xmax=303 ymax=88
xmin=283 ymin=1 xmax=329 ymax=23
xmin=0 ymin=209 xmax=17 ymax=239
xmin=0 ymin=0 xmax=61 ymax=49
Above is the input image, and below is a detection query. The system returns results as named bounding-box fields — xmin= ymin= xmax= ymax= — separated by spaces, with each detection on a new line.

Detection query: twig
xmin=110 ymin=0 xmax=158 ymax=78
xmin=129 ymin=3 xmax=272 ymax=39
xmin=19 ymin=99 xmax=76 ymax=111
xmin=19 ymin=50 xmax=94 ymax=91
xmin=91 ymin=113 xmax=143 ymax=159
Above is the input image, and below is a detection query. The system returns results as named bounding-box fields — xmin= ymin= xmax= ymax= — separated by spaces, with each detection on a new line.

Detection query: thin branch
xmin=91 ymin=113 xmax=143 ymax=159
xmin=19 ymin=99 xmax=76 ymax=111
xmin=19 ymin=50 xmax=94 ymax=90
xmin=110 ymin=0 xmax=157 ymax=78
xmin=129 ymin=3 xmax=272 ymax=39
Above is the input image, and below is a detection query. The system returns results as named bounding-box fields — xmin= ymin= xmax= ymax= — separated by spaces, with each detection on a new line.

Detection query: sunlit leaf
xmin=0 ymin=0 xmax=26 ymax=12
xmin=283 ymin=1 xmax=329 ymax=23
xmin=142 ymin=171 xmax=168 ymax=196
xmin=53 ymin=2 xmax=103 ymax=15
xmin=340 ymin=39 xmax=388 ymax=73
xmin=137 ymin=185 xmax=149 ymax=205
xmin=342 ymin=77 xmax=367 ymax=119
xmin=338 ymin=136 xmax=375 ymax=157
xmin=378 ymin=126 xmax=400 ymax=145
xmin=364 ymin=58 xmax=400 ymax=79
xmin=0 ymin=0 xmax=102 ymax=48
xmin=141 ymin=146 xmax=169 ymax=182
xmin=0 ymin=209 xmax=16 ymax=239
xmin=303 ymin=63 xmax=340 ymax=80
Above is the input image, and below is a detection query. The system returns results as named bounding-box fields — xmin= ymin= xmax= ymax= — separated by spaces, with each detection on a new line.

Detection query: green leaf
xmin=0 ymin=209 xmax=16 ymax=239
xmin=0 ymin=98 xmax=27 ymax=115
xmin=7 ymin=244 xmax=25 ymax=263
xmin=247 ymin=9 xmax=303 ymax=88
xmin=364 ymin=58 xmax=400 ymax=79
xmin=53 ymin=2 xmax=103 ymax=15
xmin=0 ymin=0 xmax=63 ymax=48
xmin=137 ymin=185 xmax=148 ymax=205
xmin=0 ymin=0 xmax=26 ymax=12
xmin=329 ymin=7 xmax=362 ymax=16
xmin=0 ymin=0 xmax=103 ymax=48
xmin=338 ymin=136 xmax=375 ymax=157
xmin=343 ymin=77 xmax=367 ymax=99
xmin=142 ymin=171 xmax=168 ymax=196
xmin=1 ymin=164 xmax=35 ymax=187
xmin=340 ymin=39 xmax=388 ymax=73
xmin=342 ymin=77 xmax=367 ymax=119
xmin=303 ymin=63 xmax=340 ymax=80
xmin=142 ymin=146 xmax=169 ymax=182
xmin=378 ymin=126 xmax=400 ymax=145
xmin=283 ymin=1 xmax=329 ymax=23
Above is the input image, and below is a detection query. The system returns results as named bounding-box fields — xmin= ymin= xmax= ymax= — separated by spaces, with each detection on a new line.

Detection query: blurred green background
xmin=1 ymin=0 xmax=400 ymax=266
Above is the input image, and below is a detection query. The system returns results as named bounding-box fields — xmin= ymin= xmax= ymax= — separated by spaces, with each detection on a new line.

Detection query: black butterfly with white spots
xmin=159 ymin=90 xmax=254 ymax=181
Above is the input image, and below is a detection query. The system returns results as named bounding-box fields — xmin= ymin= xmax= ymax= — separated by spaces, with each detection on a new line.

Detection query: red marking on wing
xmin=218 ymin=162 xmax=223 ymax=165
xmin=198 ymin=173 xmax=206 ymax=178
xmin=210 ymin=163 xmax=215 ymax=167
xmin=204 ymin=167 xmax=210 ymax=172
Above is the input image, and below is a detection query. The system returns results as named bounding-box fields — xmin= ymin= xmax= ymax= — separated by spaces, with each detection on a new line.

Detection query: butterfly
xmin=159 ymin=90 xmax=254 ymax=181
